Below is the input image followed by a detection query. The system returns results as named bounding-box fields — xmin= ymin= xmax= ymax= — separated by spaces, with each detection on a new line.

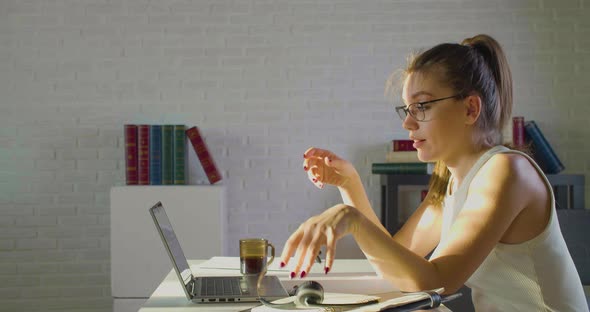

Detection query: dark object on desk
xmin=380 ymin=292 xmax=461 ymax=312
xmin=259 ymin=280 xmax=378 ymax=310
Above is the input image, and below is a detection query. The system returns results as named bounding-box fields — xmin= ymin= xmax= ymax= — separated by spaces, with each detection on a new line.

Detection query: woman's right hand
xmin=303 ymin=147 xmax=358 ymax=189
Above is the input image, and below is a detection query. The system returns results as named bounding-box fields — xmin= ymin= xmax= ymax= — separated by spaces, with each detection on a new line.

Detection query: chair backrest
xmin=557 ymin=209 xmax=590 ymax=285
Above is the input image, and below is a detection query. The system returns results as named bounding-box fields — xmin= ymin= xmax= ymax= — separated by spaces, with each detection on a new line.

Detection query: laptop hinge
xmin=186 ymin=279 xmax=196 ymax=298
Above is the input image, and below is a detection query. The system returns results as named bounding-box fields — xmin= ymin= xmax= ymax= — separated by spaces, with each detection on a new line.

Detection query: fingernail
xmin=312 ymin=178 xmax=317 ymax=183
xmin=303 ymin=153 xmax=306 ymax=158
xmin=300 ymin=271 xmax=306 ymax=278
xmin=319 ymin=184 xmax=324 ymax=189
xmin=303 ymin=166 xmax=308 ymax=171
xmin=280 ymin=262 xmax=285 ymax=268
xmin=328 ymin=158 xmax=332 ymax=163
xmin=290 ymin=272 xmax=296 ymax=279
xmin=324 ymin=267 xmax=330 ymax=274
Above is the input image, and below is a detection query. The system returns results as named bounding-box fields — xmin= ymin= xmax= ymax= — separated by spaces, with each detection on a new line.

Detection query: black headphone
xmin=259 ymin=280 xmax=378 ymax=310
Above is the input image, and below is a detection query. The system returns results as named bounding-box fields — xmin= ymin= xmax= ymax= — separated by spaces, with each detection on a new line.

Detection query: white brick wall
xmin=1 ymin=0 xmax=589 ymax=311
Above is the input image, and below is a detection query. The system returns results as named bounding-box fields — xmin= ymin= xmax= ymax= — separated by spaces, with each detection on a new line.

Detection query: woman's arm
xmin=391 ymin=193 xmax=442 ymax=258
xmin=303 ymin=147 xmax=389 ymax=235
xmin=303 ymin=147 xmax=442 ymax=255
xmin=354 ymin=153 xmax=533 ymax=293
xmin=283 ymin=153 xmax=536 ymax=294
xmin=337 ymin=172 xmax=390 ymax=236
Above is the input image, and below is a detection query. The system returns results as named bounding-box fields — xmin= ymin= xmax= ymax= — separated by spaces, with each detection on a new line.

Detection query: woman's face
xmin=401 ymin=71 xmax=468 ymax=163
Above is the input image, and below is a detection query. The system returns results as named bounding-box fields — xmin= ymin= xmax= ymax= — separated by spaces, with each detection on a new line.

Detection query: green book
xmin=173 ymin=125 xmax=186 ymax=185
xmin=372 ymin=162 xmax=433 ymax=174
xmin=161 ymin=125 xmax=174 ymax=185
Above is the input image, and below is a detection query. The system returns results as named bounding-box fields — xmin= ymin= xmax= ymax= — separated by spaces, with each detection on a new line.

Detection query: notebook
xmin=149 ymin=201 xmax=289 ymax=303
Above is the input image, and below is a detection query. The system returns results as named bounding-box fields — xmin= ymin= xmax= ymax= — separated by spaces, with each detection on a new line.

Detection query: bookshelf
xmin=378 ymin=173 xmax=585 ymax=235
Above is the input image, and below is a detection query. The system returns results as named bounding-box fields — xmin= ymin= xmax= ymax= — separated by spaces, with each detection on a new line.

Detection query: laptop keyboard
xmin=201 ymin=277 xmax=242 ymax=296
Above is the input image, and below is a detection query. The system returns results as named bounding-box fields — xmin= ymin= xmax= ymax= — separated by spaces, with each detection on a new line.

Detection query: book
xmin=372 ymin=162 xmax=434 ymax=175
xmin=421 ymin=189 xmax=428 ymax=202
xmin=124 ymin=124 xmax=138 ymax=185
xmin=137 ymin=125 xmax=150 ymax=185
xmin=392 ymin=139 xmax=416 ymax=152
xmin=173 ymin=125 xmax=186 ymax=185
xmin=186 ymin=126 xmax=222 ymax=184
xmin=385 ymin=151 xmax=420 ymax=163
xmin=161 ymin=125 xmax=174 ymax=185
xmin=524 ymin=120 xmax=564 ymax=174
xmin=512 ymin=116 xmax=525 ymax=149
xmin=149 ymin=125 xmax=162 ymax=185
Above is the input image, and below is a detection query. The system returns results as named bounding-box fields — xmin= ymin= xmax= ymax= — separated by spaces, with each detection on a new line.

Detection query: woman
xmin=278 ymin=34 xmax=588 ymax=311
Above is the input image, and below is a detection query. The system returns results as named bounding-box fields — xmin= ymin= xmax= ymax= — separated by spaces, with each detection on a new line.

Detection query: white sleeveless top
xmin=430 ymin=145 xmax=588 ymax=311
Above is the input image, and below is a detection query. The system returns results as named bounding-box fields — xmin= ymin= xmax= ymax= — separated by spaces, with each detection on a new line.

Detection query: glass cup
xmin=239 ymin=238 xmax=275 ymax=275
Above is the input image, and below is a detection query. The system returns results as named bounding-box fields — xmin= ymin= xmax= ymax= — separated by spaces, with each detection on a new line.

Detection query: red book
xmin=186 ymin=126 xmax=222 ymax=184
xmin=512 ymin=116 xmax=525 ymax=148
xmin=124 ymin=125 xmax=138 ymax=185
xmin=421 ymin=189 xmax=428 ymax=202
xmin=137 ymin=125 xmax=150 ymax=185
xmin=392 ymin=139 xmax=417 ymax=152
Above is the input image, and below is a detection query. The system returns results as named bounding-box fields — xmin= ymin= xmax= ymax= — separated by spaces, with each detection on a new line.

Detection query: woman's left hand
xmin=279 ymin=204 xmax=360 ymax=278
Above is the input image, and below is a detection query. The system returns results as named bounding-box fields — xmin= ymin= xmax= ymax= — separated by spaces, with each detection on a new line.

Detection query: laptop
xmin=149 ymin=201 xmax=289 ymax=303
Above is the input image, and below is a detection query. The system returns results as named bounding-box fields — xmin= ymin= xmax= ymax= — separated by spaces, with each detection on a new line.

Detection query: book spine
xmin=124 ymin=125 xmax=138 ymax=185
xmin=392 ymin=139 xmax=417 ymax=151
xmin=421 ymin=189 xmax=428 ymax=202
xmin=149 ymin=125 xmax=162 ymax=185
xmin=173 ymin=125 xmax=186 ymax=185
xmin=524 ymin=121 xmax=564 ymax=174
xmin=137 ymin=125 xmax=150 ymax=185
xmin=161 ymin=125 xmax=175 ymax=185
xmin=372 ymin=162 xmax=433 ymax=174
xmin=512 ymin=116 xmax=525 ymax=148
xmin=385 ymin=151 xmax=420 ymax=163
xmin=186 ymin=126 xmax=222 ymax=184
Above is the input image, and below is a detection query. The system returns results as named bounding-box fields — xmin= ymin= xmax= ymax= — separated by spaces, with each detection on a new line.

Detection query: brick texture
xmin=1 ymin=0 xmax=589 ymax=311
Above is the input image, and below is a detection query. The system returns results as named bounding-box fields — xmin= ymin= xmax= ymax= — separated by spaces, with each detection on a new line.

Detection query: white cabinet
xmin=110 ymin=186 xmax=226 ymax=312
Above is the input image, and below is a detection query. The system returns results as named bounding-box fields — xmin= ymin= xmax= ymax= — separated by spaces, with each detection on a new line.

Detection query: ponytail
xmin=462 ymin=34 xmax=513 ymax=144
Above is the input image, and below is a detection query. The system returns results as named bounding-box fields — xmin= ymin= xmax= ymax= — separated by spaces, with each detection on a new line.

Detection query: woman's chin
xmin=417 ymin=151 xmax=431 ymax=163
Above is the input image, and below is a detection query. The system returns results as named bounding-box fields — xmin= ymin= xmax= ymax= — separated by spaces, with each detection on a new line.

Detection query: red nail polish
xmin=290 ymin=272 xmax=295 ymax=279
xmin=324 ymin=267 xmax=330 ymax=274
xmin=328 ymin=158 xmax=332 ymax=163
xmin=303 ymin=153 xmax=306 ymax=158
xmin=280 ymin=262 xmax=285 ymax=268
xmin=312 ymin=178 xmax=317 ymax=182
xmin=303 ymin=166 xmax=308 ymax=171
xmin=300 ymin=271 xmax=306 ymax=278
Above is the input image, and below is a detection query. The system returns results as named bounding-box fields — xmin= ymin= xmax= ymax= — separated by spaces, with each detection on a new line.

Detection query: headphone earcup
xmin=294 ymin=280 xmax=324 ymax=306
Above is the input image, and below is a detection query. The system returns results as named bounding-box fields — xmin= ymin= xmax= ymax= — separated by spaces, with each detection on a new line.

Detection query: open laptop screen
xmin=150 ymin=202 xmax=192 ymax=284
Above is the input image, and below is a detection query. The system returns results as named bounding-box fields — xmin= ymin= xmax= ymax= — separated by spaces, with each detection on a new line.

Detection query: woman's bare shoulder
xmin=471 ymin=151 xmax=542 ymax=205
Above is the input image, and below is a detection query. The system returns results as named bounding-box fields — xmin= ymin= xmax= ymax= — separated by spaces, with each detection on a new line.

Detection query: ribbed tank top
xmin=430 ymin=145 xmax=587 ymax=311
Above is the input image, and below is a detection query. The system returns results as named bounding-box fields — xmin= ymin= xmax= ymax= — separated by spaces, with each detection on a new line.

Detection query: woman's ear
xmin=464 ymin=94 xmax=482 ymax=125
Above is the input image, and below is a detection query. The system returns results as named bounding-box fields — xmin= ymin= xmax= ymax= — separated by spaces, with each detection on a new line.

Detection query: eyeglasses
xmin=395 ymin=94 xmax=462 ymax=122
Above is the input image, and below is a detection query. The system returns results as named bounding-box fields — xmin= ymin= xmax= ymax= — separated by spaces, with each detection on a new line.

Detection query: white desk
xmin=139 ymin=258 xmax=451 ymax=312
